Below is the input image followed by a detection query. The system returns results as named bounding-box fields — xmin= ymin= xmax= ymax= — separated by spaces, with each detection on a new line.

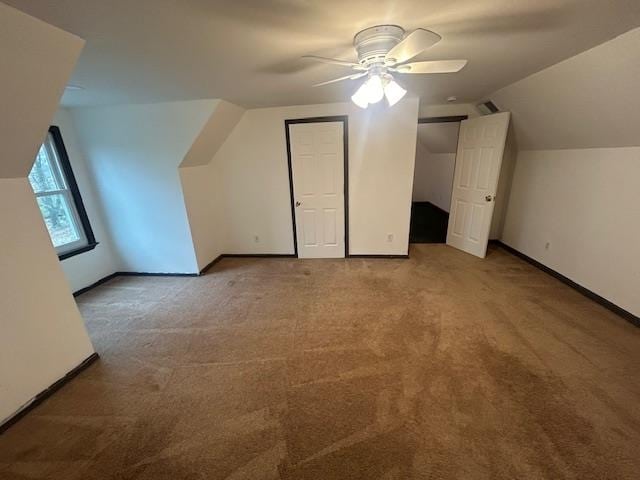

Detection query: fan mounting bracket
xmin=353 ymin=25 xmax=405 ymax=66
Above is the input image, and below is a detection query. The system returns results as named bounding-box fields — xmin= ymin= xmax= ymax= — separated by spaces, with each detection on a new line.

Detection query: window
xmin=28 ymin=126 xmax=97 ymax=260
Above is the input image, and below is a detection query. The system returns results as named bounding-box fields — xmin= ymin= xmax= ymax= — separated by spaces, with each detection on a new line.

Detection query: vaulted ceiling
xmin=491 ymin=27 xmax=640 ymax=150
xmin=5 ymin=0 xmax=640 ymax=108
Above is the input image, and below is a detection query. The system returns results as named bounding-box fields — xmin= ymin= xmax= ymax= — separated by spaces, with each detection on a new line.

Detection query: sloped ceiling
xmin=490 ymin=27 xmax=640 ymax=150
xmin=0 ymin=3 xmax=83 ymax=178
xmin=4 ymin=0 xmax=640 ymax=108
xmin=417 ymin=123 xmax=460 ymax=154
xmin=180 ymin=100 xmax=245 ymax=168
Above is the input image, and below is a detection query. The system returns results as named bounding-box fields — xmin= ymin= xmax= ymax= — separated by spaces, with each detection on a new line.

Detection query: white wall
xmin=52 ymin=109 xmax=120 ymax=291
xmin=0 ymin=4 xmax=94 ymax=424
xmin=412 ymin=143 xmax=456 ymax=212
xmin=212 ymin=99 xmax=419 ymax=256
xmin=180 ymin=163 xmax=227 ymax=271
xmin=502 ymin=148 xmax=640 ymax=317
xmin=0 ymin=180 xmax=95 ymax=423
xmin=71 ymin=101 xmax=218 ymax=274
xmin=489 ymin=125 xmax=518 ymax=240
xmin=179 ymin=100 xmax=244 ymax=270
xmin=488 ymin=27 xmax=640 ymax=316
xmin=87 ymin=98 xmax=418 ymax=263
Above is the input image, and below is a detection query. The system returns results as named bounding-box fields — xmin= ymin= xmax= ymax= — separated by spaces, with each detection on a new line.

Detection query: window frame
xmin=32 ymin=126 xmax=98 ymax=260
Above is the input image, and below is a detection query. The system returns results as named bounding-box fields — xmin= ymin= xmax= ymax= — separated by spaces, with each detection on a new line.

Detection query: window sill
xmin=58 ymin=242 xmax=99 ymax=261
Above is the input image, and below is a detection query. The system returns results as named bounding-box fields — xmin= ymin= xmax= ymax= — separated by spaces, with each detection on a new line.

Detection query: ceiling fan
xmin=303 ymin=25 xmax=467 ymax=108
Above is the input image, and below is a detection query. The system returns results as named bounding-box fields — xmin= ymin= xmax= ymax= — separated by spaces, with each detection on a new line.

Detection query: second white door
xmin=446 ymin=112 xmax=510 ymax=258
xmin=289 ymin=121 xmax=345 ymax=258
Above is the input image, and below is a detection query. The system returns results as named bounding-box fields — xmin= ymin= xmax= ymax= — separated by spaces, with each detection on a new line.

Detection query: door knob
xmin=485 ymin=195 xmax=495 ymax=202
xmin=295 ymin=201 xmax=301 ymax=207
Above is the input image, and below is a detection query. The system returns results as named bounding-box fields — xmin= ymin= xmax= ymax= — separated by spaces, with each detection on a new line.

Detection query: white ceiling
xmin=5 ymin=0 xmax=640 ymax=108
xmin=417 ymin=123 xmax=460 ymax=154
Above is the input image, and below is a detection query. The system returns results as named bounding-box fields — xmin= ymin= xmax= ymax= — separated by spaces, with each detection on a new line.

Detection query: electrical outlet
xmin=254 ymin=235 xmax=260 ymax=243
xmin=387 ymin=233 xmax=394 ymax=243
xmin=545 ymin=242 xmax=550 ymax=250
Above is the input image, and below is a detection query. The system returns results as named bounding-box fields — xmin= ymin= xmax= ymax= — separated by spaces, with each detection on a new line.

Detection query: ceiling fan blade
xmin=385 ymin=29 xmax=442 ymax=65
xmin=394 ymin=59 xmax=468 ymax=74
xmin=312 ymin=72 xmax=367 ymax=87
xmin=302 ymin=55 xmax=360 ymax=68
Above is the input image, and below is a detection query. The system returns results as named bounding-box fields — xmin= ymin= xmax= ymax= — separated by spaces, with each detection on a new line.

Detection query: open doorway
xmin=410 ymin=116 xmax=466 ymax=243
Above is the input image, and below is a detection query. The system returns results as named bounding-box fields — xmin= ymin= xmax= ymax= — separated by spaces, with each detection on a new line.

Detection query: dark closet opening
xmin=409 ymin=116 xmax=466 ymax=244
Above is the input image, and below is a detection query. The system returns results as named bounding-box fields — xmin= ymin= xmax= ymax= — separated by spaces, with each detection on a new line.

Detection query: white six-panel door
xmin=446 ymin=112 xmax=510 ymax=258
xmin=289 ymin=122 xmax=345 ymax=258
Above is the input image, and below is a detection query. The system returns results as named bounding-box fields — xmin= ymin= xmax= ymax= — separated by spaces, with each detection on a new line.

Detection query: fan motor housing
xmin=353 ymin=25 xmax=405 ymax=65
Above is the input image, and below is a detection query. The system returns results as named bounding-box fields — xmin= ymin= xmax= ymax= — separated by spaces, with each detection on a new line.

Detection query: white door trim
xmin=285 ymin=116 xmax=349 ymax=258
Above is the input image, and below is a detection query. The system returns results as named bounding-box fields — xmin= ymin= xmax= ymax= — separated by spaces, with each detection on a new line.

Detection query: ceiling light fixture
xmin=351 ymin=82 xmax=370 ymax=108
xmin=351 ymin=74 xmax=406 ymax=109
xmin=306 ymin=25 xmax=467 ymax=110
xmin=383 ymin=77 xmax=407 ymax=106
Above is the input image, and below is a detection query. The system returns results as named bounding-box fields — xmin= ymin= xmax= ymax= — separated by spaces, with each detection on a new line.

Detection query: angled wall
xmin=412 ymin=122 xmax=460 ymax=212
xmin=179 ymin=101 xmax=245 ymax=271
xmin=488 ymin=27 xmax=640 ymax=317
xmin=412 ymin=141 xmax=455 ymax=210
xmin=71 ymin=100 xmax=219 ymax=274
xmin=490 ymin=27 xmax=640 ymax=150
xmin=180 ymin=101 xmax=245 ymax=168
xmin=180 ymin=163 xmax=227 ymax=271
xmin=0 ymin=4 xmax=94 ymax=424
xmin=0 ymin=3 xmax=82 ymax=179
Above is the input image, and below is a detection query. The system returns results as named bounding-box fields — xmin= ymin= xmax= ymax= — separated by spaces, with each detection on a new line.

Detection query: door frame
xmin=284 ymin=115 xmax=349 ymax=258
xmin=418 ymin=115 xmax=468 ymax=124
xmin=410 ymin=115 xmax=468 ymax=246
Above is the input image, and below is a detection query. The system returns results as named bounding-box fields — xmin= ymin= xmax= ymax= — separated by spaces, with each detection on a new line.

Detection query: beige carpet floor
xmin=1 ymin=244 xmax=639 ymax=479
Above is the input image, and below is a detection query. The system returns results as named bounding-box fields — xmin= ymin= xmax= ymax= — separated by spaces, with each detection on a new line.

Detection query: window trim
xmin=46 ymin=126 xmax=98 ymax=260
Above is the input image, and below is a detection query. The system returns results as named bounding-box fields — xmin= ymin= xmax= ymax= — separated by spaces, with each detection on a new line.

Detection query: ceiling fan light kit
xmin=351 ymin=74 xmax=407 ymax=109
xmin=304 ymin=24 xmax=467 ymax=110
xmin=383 ymin=77 xmax=407 ymax=106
